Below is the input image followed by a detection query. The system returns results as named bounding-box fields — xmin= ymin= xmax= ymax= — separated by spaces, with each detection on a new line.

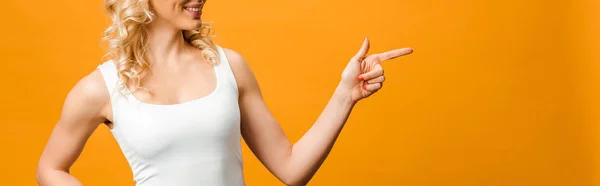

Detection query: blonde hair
xmin=102 ymin=0 xmax=219 ymax=93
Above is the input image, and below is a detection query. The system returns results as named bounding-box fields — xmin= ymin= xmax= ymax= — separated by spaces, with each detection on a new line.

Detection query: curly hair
xmin=102 ymin=0 xmax=219 ymax=93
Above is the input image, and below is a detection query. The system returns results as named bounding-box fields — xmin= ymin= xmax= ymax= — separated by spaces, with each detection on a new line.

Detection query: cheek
xmin=150 ymin=0 xmax=204 ymax=30
xmin=150 ymin=0 xmax=183 ymax=19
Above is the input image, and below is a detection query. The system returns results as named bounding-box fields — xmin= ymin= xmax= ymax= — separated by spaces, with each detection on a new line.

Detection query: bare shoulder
xmin=221 ymin=48 xmax=245 ymax=64
xmin=221 ymin=47 xmax=259 ymax=93
xmin=69 ymin=69 xmax=110 ymax=104
xmin=74 ymin=70 xmax=109 ymax=98
xmin=60 ymin=68 xmax=111 ymax=123
xmin=221 ymin=47 xmax=249 ymax=72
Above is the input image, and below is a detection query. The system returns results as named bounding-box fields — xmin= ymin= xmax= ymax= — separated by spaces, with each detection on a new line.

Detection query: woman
xmin=36 ymin=0 xmax=413 ymax=185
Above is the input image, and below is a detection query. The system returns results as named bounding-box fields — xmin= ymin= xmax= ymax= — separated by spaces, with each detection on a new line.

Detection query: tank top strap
xmin=214 ymin=46 xmax=240 ymax=94
xmin=96 ymin=60 xmax=121 ymax=97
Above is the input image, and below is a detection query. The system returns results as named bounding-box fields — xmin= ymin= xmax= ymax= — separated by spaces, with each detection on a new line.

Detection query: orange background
xmin=0 ymin=0 xmax=597 ymax=185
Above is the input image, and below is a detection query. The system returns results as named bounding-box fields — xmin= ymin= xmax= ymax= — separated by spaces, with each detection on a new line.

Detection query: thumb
xmin=352 ymin=38 xmax=370 ymax=61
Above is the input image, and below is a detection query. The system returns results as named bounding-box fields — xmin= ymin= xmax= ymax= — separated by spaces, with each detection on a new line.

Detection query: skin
xmin=35 ymin=0 xmax=413 ymax=185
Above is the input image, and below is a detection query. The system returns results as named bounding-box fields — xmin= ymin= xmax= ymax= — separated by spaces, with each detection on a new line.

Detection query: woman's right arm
xmin=36 ymin=69 xmax=111 ymax=186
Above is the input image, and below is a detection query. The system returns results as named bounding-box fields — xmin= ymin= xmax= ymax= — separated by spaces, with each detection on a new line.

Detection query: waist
xmin=134 ymin=158 xmax=245 ymax=186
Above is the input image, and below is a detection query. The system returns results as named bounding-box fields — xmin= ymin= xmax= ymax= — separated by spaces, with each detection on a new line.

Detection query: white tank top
xmin=96 ymin=46 xmax=245 ymax=186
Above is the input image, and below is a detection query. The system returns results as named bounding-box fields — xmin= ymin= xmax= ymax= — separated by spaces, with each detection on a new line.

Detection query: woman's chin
xmin=180 ymin=23 xmax=203 ymax=31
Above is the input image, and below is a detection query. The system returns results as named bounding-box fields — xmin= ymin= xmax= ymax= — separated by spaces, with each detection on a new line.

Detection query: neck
xmin=145 ymin=19 xmax=191 ymax=67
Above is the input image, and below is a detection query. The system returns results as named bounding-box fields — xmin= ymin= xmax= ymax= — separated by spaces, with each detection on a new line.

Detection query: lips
xmin=183 ymin=4 xmax=202 ymax=18
xmin=183 ymin=2 xmax=202 ymax=9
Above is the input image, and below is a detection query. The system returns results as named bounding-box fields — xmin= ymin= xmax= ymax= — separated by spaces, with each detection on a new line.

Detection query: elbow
xmin=36 ymin=165 xmax=46 ymax=185
xmin=35 ymin=163 xmax=57 ymax=185
xmin=282 ymin=179 xmax=306 ymax=186
xmin=281 ymin=175 xmax=310 ymax=186
xmin=36 ymin=163 xmax=53 ymax=185
xmin=278 ymin=164 xmax=315 ymax=186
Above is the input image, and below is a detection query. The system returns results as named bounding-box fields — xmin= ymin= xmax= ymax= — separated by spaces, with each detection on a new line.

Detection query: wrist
xmin=334 ymin=83 xmax=357 ymax=107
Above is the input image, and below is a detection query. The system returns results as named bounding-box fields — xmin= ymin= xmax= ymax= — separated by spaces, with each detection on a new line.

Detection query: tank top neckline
xmin=117 ymin=46 xmax=224 ymax=108
xmin=124 ymin=62 xmax=220 ymax=107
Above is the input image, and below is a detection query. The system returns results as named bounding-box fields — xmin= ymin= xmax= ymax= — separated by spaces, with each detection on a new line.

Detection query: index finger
xmin=375 ymin=48 xmax=414 ymax=62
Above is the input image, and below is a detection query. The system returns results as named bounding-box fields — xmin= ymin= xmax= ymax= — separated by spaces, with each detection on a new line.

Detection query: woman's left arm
xmin=224 ymin=39 xmax=413 ymax=186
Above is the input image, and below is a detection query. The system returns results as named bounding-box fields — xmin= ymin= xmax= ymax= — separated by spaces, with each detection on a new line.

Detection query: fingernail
xmin=362 ymin=85 xmax=367 ymax=90
xmin=357 ymin=76 xmax=364 ymax=81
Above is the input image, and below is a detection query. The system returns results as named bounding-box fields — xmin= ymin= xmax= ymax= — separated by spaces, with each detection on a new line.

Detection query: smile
xmin=185 ymin=7 xmax=200 ymax=12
